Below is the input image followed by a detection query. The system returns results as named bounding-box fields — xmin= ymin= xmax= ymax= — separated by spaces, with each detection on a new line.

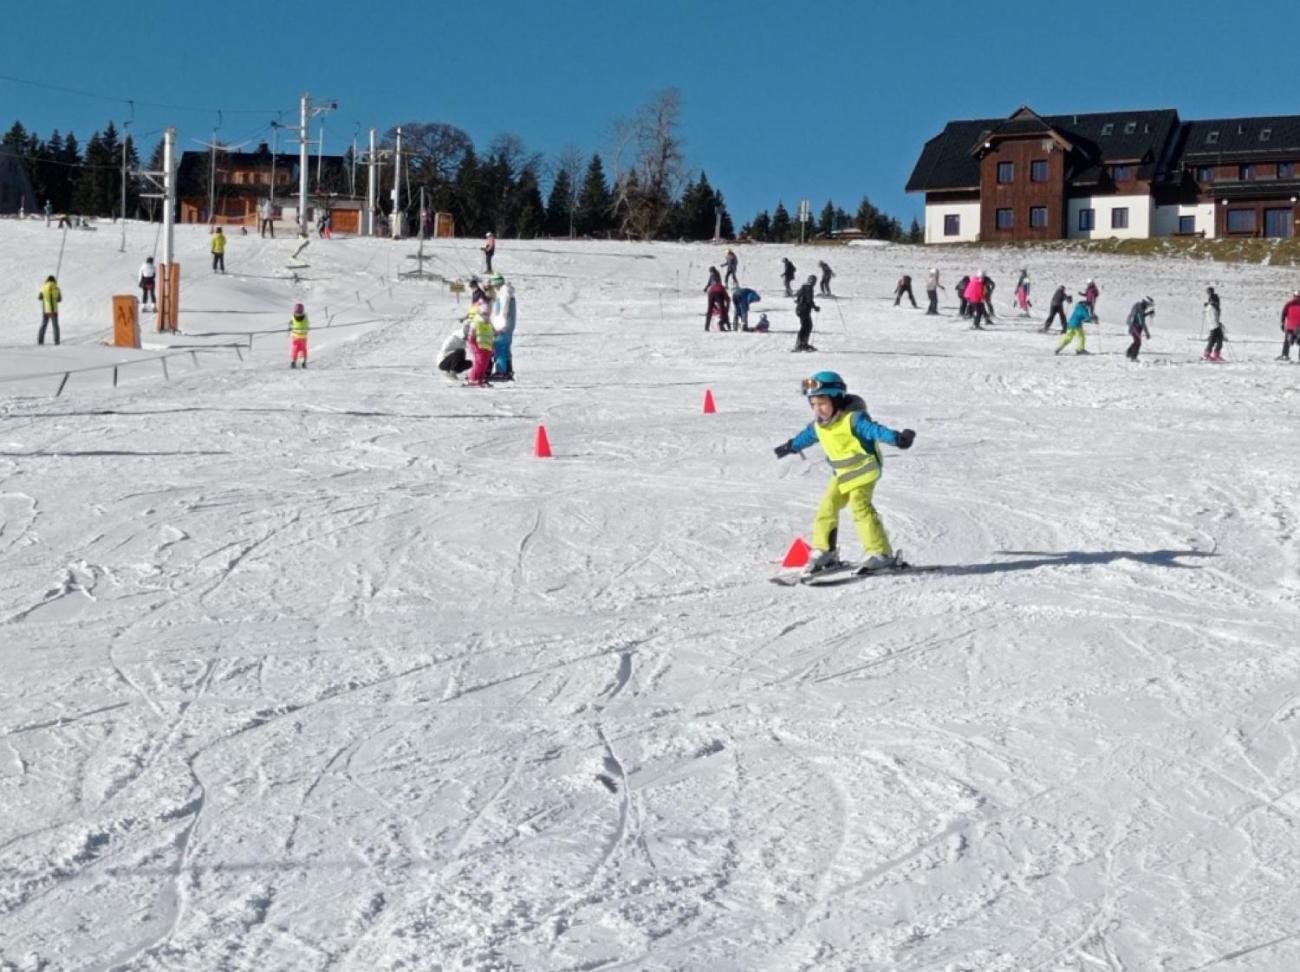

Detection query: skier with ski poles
xmin=1041 ymin=285 xmax=1071 ymax=332
xmin=1124 ymin=297 xmax=1155 ymax=362
xmin=38 ymin=275 xmax=62 ymax=345
xmin=924 ymin=268 xmax=945 ymax=315
xmin=1056 ymin=298 xmax=1095 ymax=355
xmin=1202 ymin=287 xmax=1224 ymax=362
xmin=772 ymin=370 xmax=915 ymax=576
xmin=793 ymin=274 xmax=820 ymax=351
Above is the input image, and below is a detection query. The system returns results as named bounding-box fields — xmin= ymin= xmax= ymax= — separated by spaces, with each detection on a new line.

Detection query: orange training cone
xmin=534 ymin=424 xmax=553 ymax=458
xmin=703 ymin=389 xmax=717 ymax=414
xmin=782 ymin=537 xmax=811 ymax=568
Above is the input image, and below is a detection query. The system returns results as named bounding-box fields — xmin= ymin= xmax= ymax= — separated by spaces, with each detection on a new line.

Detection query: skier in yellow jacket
xmin=38 ymin=275 xmax=62 ymax=345
xmin=774 ymin=371 xmax=916 ymax=575
xmin=210 ymin=227 xmax=226 ymax=273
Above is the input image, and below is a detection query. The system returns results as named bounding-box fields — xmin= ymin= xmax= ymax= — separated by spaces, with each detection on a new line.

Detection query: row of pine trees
xmin=3 ymin=117 xmax=914 ymax=242
xmin=2 ymin=121 xmax=157 ymax=219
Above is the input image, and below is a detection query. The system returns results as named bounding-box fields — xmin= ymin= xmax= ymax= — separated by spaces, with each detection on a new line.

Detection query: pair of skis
xmin=770 ymin=553 xmax=940 ymax=587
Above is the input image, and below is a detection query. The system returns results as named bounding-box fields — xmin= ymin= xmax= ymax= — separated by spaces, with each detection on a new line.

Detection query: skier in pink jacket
xmin=963 ymin=273 xmax=988 ymax=329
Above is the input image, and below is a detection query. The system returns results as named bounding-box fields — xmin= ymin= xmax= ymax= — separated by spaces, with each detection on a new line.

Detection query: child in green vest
xmin=774 ymin=371 xmax=916 ymax=575
xmin=290 ymin=303 xmax=310 ymax=368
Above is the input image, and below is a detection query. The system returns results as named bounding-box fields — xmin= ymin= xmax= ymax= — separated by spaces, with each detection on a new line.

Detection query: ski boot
xmin=802 ymin=548 xmax=841 ymax=577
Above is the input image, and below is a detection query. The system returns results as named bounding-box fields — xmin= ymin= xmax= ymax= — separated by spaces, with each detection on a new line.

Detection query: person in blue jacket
xmin=1055 ymin=299 xmax=1095 ymax=355
xmin=732 ymin=286 xmax=761 ymax=330
xmin=773 ymin=371 xmax=916 ymax=574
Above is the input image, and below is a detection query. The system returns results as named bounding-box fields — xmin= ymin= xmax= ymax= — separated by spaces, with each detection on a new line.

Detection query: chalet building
xmin=176 ymin=144 xmax=363 ymax=232
xmin=907 ymin=106 xmax=1300 ymax=244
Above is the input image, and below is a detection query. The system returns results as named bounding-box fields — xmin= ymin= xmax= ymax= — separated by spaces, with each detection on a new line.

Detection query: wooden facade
xmin=977 ymin=134 xmax=1068 ymax=242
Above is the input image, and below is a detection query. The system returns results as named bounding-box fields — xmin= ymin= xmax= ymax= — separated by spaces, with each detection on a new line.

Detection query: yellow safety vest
xmin=39 ymin=281 xmax=61 ymax=313
xmin=814 ymin=409 xmax=881 ymax=493
xmin=211 ymin=233 xmax=226 ymax=253
xmin=290 ymin=314 xmax=310 ymax=338
xmin=472 ymin=315 xmax=495 ymax=350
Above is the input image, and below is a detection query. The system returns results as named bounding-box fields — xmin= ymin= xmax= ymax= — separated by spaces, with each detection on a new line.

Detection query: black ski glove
xmin=895 ymin=429 xmax=916 ymax=450
xmin=774 ymin=440 xmax=795 ymax=459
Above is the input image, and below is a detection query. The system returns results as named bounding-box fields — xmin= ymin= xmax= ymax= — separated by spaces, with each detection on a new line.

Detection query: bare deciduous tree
xmin=609 ymin=89 xmax=684 ymax=240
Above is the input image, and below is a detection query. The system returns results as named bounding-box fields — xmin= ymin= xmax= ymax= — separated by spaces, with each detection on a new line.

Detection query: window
xmin=996 ymin=208 xmax=1014 ymax=230
xmin=1179 ymin=215 xmax=1196 ymax=234
xmin=1111 ymin=165 xmax=1135 ymax=182
xmin=1261 ymin=128 xmax=1273 ymax=142
xmin=1078 ymin=208 xmax=1095 ymax=231
xmin=1227 ymin=209 xmax=1256 ymax=233
xmin=997 ymin=161 xmax=1014 ymax=184
xmin=1030 ymin=160 xmax=1049 ymax=182
xmin=943 ymin=214 xmax=960 ymax=236
xmin=1124 ymin=121 xmax=1137 ymax=134
xmin=1197 ymin=165 xmax=1215 ymax=183
xmin=1030 ymin=207 xmax=1048 ymax=228
xmin=1206 ymin=131 xmax=1220 ymax=145
xmin=1281 ymin=162 xmax=1296 ymax=179
xmin=1111 ymin=208 xmax=1130 ymax=230
xmin=1101 ymin=123 xmax=1114 ymax=136
xmin=1240 ymin=164 xmax=1255 ymax=181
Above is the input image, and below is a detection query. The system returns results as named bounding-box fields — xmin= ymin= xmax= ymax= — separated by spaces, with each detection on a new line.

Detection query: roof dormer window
xmin=1100 ymin=123 xmax=1114 ymax=136
xmin=1261 ymin=128 xmax=1273 ymax=142
xmin=1124 ymin=121 xmax=1137 ymax=134
xmin=1206 ymin=131 xmax=1219 ymax=145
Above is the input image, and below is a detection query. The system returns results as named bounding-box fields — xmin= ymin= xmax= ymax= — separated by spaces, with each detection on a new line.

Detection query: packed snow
xmin=2 ymin=217 xmax=1300 ymax=971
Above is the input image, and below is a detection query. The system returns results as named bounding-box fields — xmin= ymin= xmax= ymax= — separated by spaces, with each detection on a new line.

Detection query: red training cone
xmin=703 ymin=389 xmax=717 ymax=414
xmin=782 ymin=537 xmax=811 ymax=568
xmin=534 ymin=424 xmax=553 ymax=458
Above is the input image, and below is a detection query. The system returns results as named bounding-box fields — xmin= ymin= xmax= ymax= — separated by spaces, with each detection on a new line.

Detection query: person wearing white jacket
xmin=489 ymin=275 xmax=517 ymax=380
xmin=1202 ymin=287 xmax=1224 ymax=362
xmin=438 ymin=324 xmax=471 ymax=377
xmin=138 ymin=257 xmax=157 ymax=310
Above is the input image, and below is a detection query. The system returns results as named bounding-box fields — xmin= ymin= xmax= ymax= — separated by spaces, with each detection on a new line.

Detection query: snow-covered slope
xmin=2 ymin=219 xmax=1300 ymax=971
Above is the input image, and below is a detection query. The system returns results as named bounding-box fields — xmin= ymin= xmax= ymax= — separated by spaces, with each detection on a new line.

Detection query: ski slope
xmin=2 ymin=218 xmax=1300 ymax=971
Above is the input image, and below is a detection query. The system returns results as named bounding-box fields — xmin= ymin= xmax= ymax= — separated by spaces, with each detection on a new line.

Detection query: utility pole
xmin=366 ymin=128 xmax=377 ymax=237
xmin=296 ymin=93 xmax=337 ymax=236
xmin=119 ymin=119 xmax=132 ymax=253
xmin=391 ymin=127 xmax=402 ymax=240
xmin=162 ymin=128 xmax=175 ymax=266
xmin=270 ymin=121 xmax=279 ymax=213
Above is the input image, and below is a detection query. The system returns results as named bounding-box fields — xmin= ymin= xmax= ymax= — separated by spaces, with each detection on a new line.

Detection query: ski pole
xmin=55 ymin=225 xmax=69 ymax=279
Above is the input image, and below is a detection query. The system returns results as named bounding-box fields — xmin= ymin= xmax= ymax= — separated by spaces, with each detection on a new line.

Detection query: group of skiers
xmin=704 ymin=258 xmax=766 ymax=332
xmin=438 ymin=273 xmax=518 ymax=386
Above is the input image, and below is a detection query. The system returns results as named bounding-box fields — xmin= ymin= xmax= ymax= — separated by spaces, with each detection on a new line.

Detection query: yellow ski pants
xmin=811 ymin=479 xmax=891 ymax=556
xmin=1056 ymin=328 xmax=1086 ymax=353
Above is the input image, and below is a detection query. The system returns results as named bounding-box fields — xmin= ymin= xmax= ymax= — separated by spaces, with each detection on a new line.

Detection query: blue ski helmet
xmin=802 ymin=371 xmax=847 ymax=399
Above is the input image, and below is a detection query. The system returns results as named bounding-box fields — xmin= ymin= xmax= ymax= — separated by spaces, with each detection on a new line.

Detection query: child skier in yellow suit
xmin=774 ymin=371 xmax=916 ymax=574
xmin=289 ymin=302 xmax=310 ymax=368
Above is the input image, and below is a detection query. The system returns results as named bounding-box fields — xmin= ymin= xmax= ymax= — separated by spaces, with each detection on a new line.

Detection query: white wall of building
xmin=1153 ymin=202 xmax=1216 ymax=239
xmin=1066 ymin=195 xmax=1153 ymax=240
xmin=924 ymin=201 xmax=981 ymax=244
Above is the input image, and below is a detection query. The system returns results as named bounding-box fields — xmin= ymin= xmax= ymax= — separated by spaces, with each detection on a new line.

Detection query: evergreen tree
xmin=771 ymin=201 xmax=792 ymax=243
xmin=575 ymin=153 xmax=612 ymax=237
xmin=512 ymin=167 xmax=545 ymax=238
xmin=818 ymin=200 xmax=835 ymax=237
xmin=74 ymin=131 xmax=113 ymax=215
xmin=686 ymin=172 xmax=723 ymax=240
xmin=60 ymin=132 xmax=81 ymax=213
xmin=748 ymin=210 xmax=771 ymax=242
xmin=453 ymin=146 xmax=482 ymax=235
xmin=544 ymin=168 xmax=574 ymax=237
xmin=713 ymin=189 xmax=733 ymax=239
xmin=907 ymin=217 xmax=923 ymax=244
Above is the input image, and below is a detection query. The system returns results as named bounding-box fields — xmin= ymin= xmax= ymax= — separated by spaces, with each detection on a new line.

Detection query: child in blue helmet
xmin=774 ymin=371 xmax=916 ymax=574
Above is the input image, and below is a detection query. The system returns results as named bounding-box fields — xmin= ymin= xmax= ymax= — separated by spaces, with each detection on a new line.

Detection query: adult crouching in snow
xmin=732 ymin=286 xmax=761 ymax=330
xmin=439 ymin=324 xmax=472 ymax=377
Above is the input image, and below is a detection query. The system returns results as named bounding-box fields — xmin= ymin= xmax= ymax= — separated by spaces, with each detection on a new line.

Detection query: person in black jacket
xmin=1041 ymin=285 xmax=1072 ymax=332
xmin=955 ymin=275 xmax=970 ymax=317
xmin=782 ymin=257 xmax=797 ymax=297
xmin=793 ymin=275 xmax=820 ymax=352
xmin=893 ymin=274 xmax=917 ymax=308
xmin=1125 ymin=297 xmax=1154 ymax=361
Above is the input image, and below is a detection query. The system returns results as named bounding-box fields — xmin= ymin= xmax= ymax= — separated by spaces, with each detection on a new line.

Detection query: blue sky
xmin=5 ymin=0 xmax=1299 ymax=228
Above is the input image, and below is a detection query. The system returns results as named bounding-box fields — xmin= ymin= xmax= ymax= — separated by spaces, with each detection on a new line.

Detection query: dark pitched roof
xmin=176 ymin=149 xmax=349 ymax=197
xmin=1179 ymin=115 xmax=1300 ymax=161
xmin=906 ymin=108 xmax=1181 ymax=192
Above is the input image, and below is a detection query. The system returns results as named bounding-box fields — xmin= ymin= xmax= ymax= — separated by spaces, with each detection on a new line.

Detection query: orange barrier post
xmin=112 ymin=295 xmax=140 ymax=349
